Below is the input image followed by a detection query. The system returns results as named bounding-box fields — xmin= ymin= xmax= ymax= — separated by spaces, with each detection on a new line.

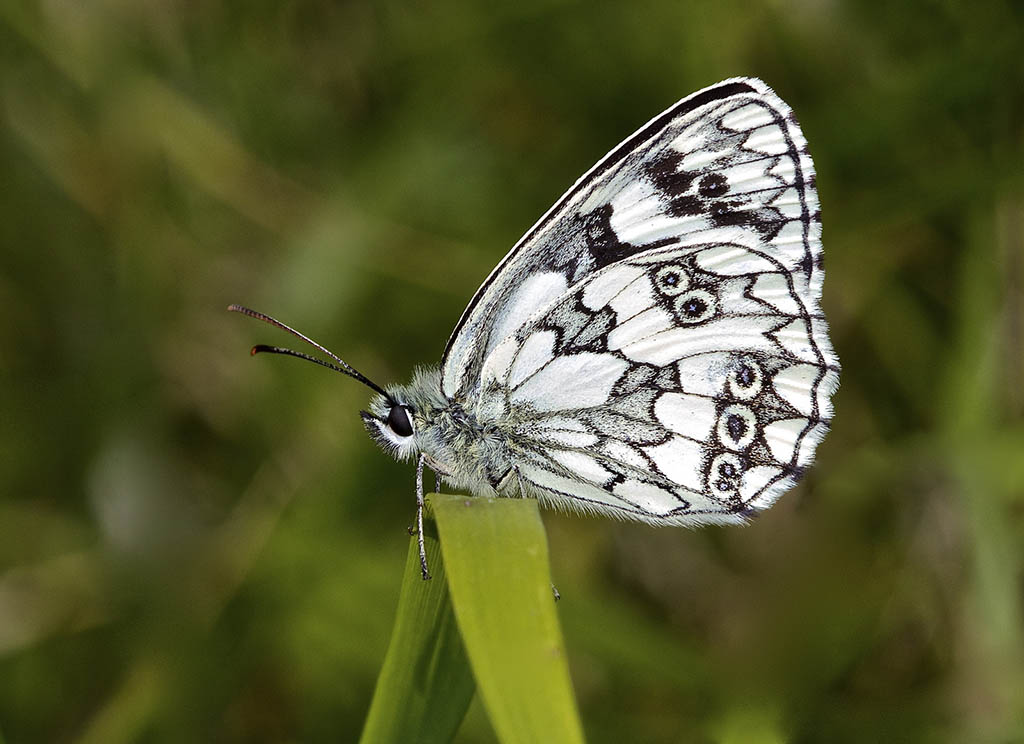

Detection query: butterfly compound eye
xmin=387 ymin=405 xmax=414 ymax=437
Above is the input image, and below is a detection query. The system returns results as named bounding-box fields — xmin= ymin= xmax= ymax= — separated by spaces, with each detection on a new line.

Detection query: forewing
xmin=441 ymin=77 xmax=826 ymax=402
xmin=475 ymin=237 xmax=839 ymax=524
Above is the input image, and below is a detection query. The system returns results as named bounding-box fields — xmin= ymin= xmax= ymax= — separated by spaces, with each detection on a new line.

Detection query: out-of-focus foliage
xmin=1 ymin=0 xmax=1022 ymax=741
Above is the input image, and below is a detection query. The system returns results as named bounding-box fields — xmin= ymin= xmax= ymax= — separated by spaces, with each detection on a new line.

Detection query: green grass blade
xmin=360 ymin=512 xmax=476 ymax=744
xmin=433 ymin=493 xmax=585 ymax=744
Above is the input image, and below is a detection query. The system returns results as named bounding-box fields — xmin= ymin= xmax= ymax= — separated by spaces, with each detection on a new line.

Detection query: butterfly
xmin=231 ymin=77 xmax=840 ymax=579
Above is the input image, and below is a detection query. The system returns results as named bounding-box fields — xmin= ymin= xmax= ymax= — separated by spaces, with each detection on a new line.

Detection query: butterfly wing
xmin=441 ymin=77 xmax=829 ymax=404
xmin=445 ymin=77 xmax=838 ymax=522
xmin=475 ymin=239 xmax=839 ymax=524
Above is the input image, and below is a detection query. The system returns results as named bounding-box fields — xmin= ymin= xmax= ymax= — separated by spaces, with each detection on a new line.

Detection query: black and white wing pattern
xmin=444 ymin=77 xmax=838 ymax=523
xmin=475 ymin=242 xmax=837 ymax=523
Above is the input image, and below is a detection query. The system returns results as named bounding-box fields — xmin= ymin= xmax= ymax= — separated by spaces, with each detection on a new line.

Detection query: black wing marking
xmin=441 ymin=78 xmax=823 ymax=402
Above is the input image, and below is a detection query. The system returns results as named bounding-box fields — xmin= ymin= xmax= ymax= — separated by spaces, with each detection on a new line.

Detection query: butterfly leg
xmin=414 ymin=454 xmax=432 ymax=581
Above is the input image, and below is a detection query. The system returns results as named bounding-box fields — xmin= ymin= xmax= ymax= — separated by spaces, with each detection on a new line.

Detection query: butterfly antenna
xmin=227 ymin=304 xmax=392 ymax=400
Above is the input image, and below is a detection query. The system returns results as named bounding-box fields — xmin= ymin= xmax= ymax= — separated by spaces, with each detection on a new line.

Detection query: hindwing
xmin=475 ymin=242 xmax=839 ymax=523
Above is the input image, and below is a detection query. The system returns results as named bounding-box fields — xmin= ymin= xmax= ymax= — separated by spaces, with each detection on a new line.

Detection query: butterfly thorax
xmin=363 ymin=365 xmax=517 ymax=497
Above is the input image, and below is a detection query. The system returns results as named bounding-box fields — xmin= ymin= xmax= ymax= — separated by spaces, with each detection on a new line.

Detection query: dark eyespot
xmin=387 ymin=405 xmax=414 ymax=437
xmin=726 ymin=414 xmax=747 ymax=441
xmin=708 ymin=453 xmax=744 ymax=494
xmin=654 ymin=265 xmax=690 ymax=296
xmin=728 ymin=359 xmax=762 ymax=400
xmin=736 ymin=365 xmax=755 ymax=388
xmin=673 ymin=288 xmax=716 ymax=323
xmin=682 ymin=298 xmax=707 ymax=317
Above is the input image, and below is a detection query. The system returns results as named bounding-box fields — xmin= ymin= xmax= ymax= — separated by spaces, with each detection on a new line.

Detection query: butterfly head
xmin=360 ymin=367 xmax=446 ymax=463
xmin=361 ymin=392 xmax=419 ymax=461
xmin=229 ymin=303 xmax=425 ymax=462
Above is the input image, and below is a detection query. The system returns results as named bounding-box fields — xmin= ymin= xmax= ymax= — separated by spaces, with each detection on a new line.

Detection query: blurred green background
xmin=2 ymin=0 xmax=1023 ymax=741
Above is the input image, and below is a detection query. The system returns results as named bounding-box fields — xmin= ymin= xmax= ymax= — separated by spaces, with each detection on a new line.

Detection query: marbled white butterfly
xmin=232 ymin=77 xmax=840 ymax=579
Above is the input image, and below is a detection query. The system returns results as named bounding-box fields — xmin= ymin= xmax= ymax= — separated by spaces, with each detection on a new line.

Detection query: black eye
xmin=387 ymin=405 xmax=414 ymax=437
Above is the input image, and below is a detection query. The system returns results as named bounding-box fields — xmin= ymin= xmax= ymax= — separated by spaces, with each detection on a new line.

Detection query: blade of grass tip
xmin=360 ymin=509 xmax=476 ymax=744
xmin=433 ymin=493 xmax=585 ymax=744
